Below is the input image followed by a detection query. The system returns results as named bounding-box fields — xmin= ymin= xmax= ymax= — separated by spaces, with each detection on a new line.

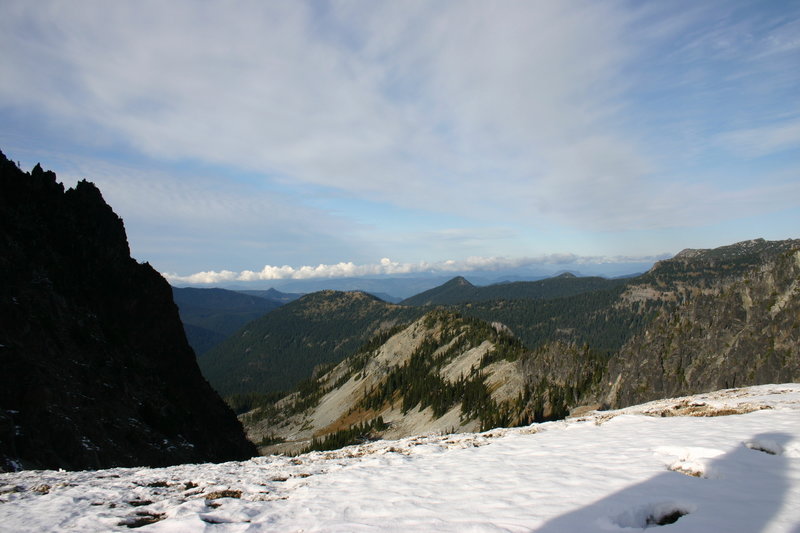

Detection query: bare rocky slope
xmin=246 ymin=311 xmax=533 ymax=454
xmin=0 ymin=151 xmax=256 ymax=471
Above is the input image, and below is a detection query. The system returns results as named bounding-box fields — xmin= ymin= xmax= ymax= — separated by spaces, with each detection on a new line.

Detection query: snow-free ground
xmin=2 ymin=384 xmax=800 ymax=532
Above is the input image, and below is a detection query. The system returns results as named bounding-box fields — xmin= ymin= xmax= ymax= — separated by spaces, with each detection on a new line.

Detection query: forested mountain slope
xmin=172 ymin=287 xmax=282 ymax=355
xmin=199 ymin=291 xmax=422 ymax=397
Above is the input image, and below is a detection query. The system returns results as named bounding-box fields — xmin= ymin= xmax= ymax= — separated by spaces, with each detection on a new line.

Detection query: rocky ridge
xmin=246 ymin=311 xmax=532 ymax=454
xmin=0 ymin=151 xmax=256 ymax=471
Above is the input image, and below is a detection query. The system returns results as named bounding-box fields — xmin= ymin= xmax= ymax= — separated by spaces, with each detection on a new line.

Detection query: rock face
xmin=0 ymin=151 xmax=256 ymax=471
xmin=605 ymin=246 xmax=800 ymax=407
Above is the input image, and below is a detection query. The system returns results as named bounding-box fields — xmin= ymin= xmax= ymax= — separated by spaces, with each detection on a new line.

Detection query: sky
xmin=1 ymin=0 xmax=799 ymax=285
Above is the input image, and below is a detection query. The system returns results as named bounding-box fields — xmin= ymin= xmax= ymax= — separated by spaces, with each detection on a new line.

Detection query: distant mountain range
xmin=209 ymin=259 xmax=656 ymax=300
xmin=198 ymin=239 xmax=800 ymax=399
xmin=218 ymin=276 xmax=459 ymax=300
xmin=400 ymin=272 xmax=627 ymax=306
xmin=236 ymin=288 xmax=304 ymax=304
xmin=170 ymin=270 xmax=647 ymax=360
xmin=199 ymin=238 xmax=800 ymax=453
xmin=194 ymin=269 xmax=643 ymax=400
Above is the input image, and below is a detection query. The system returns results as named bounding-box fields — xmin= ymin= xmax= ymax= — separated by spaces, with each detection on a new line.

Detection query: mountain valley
xmin=2 ymin=148 xmax=797 ymax=471
xmin=199 ymin=291 xmax=421 ymax=397
xmin=172 ymin=287 xmax=298 ymax=356
xmin=225 ymin=238 xmax=800 ymax=454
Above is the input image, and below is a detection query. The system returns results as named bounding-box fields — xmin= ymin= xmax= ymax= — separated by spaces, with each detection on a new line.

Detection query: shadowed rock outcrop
xmin=0 ymin=150 xmax=256 ymax=471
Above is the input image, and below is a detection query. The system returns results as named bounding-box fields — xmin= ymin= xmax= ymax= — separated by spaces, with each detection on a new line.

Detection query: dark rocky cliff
xmin=0 ymin=151 xmax=256 ymax=471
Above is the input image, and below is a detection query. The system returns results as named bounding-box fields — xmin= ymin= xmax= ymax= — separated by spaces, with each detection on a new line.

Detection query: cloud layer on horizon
xmin=165 ymin=254 xmax=667 ymax=285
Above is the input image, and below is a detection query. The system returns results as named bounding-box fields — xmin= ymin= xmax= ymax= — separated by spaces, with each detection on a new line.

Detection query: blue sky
xmin=1 ymin=0 xmax=798 ymax=285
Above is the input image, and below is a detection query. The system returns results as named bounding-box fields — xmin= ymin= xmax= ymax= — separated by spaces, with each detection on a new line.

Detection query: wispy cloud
xmin=716 ymin=119 xmax=800 ymax=158
xmin=40 ymin=155 xmax=368 ymax=273
xmin=0 ymin=1 xmax=653 ymax=228
xmin=1 ymin=0 xmax=798 ymax=276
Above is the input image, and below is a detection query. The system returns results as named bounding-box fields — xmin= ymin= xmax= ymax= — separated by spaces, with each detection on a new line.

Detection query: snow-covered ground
xmin=2 ymin=384 xmax=800 ymax=532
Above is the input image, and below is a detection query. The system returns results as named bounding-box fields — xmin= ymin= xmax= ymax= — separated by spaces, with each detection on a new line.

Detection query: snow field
xmin=1 ymin=384 xmax=799 ymax=532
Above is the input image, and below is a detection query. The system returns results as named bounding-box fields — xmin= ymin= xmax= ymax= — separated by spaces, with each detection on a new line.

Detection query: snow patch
xmin=2 ymin=384 xmax=800 ymax=532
